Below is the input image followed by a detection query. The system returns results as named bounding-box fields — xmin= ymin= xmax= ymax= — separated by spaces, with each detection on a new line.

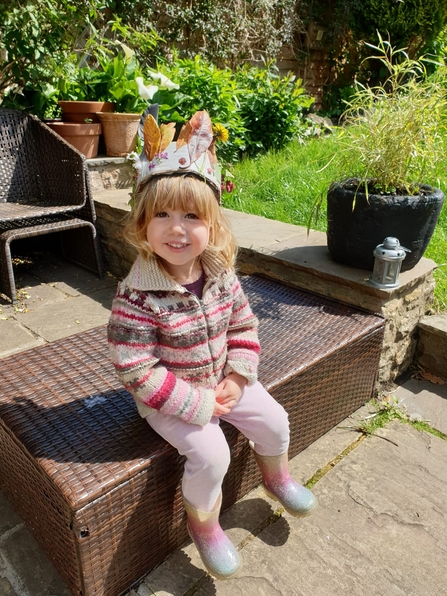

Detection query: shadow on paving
xmin=0 ymin=235 xmax=117 ymax=310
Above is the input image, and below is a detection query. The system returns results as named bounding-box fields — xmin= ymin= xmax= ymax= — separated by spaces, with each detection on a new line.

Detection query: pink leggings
xmin=146 ymin=381 xmax=289 ymax=511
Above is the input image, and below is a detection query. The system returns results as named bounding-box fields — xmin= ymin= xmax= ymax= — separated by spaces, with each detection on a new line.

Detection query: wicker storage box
xmin=0 ymin=275 xmax=384 ymax=596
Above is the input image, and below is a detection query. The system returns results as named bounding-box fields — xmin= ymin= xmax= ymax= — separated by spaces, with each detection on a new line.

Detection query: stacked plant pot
xmin=47 ymin=101 xmax=115 ymax=158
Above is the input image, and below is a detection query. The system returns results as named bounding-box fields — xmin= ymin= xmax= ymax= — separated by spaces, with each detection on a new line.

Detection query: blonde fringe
xmin=124 ymin=175 xmax=237 ymax=269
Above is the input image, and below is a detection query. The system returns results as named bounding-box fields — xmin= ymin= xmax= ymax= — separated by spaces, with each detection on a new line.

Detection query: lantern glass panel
xmin=385 ymin=261 xmax=399 ymax=283
xmin=372 ymin=258 xmax=386 ymax=284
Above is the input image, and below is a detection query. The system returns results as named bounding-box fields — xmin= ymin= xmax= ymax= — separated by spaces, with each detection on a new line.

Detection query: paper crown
xmin=135 ymin=108 xmax=221 ymax=199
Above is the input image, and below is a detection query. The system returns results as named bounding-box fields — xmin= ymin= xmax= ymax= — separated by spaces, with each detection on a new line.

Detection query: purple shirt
xmin=183 ymin=272 xmax=206 ymax=299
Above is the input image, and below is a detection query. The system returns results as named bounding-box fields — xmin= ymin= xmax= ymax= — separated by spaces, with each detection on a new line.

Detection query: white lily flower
xmin=136 ymin=77 xmax=159 ymax=100
xmin=121 ymin=43 xmax=135 ymax=61
xmin=147 ymin=71 xmax=179 ymax=90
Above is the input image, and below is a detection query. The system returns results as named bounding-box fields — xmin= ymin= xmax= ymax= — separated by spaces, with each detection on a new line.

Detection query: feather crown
xmin=135 ymin=107 xmax=221 ymax=200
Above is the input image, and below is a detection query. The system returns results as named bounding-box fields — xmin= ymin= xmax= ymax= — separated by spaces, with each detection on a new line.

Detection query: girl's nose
xmin=169 ymin=218 xmax=185 ymax=233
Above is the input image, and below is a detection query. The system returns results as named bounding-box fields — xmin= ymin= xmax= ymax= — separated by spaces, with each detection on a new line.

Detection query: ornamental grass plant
xmin=336 ymin=34 xmax=447 ymax=196
xmin=298 ymin=36 xmax=447 ymax=267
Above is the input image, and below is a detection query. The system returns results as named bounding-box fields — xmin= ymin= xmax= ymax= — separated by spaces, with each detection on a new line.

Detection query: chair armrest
xmin=29 ymin=115 xmax=87 ymax=208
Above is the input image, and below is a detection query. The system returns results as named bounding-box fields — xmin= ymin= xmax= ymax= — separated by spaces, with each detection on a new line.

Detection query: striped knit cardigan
xmin=107 ymin=249 xmax=260 ymax=426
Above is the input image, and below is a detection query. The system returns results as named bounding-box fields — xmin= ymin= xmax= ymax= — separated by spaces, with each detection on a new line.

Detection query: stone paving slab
xmin=396 ymin=377 xmax=447 ymax=435
xmin=0 ymin=252 xmax=117 ymax=359
xmin=176 ymin=422 xmax=447 ymax=596
xmin=0 ymin=319 xmax=45 ymax=359
xmin=223 ymin=209 xmax=304 ymax=252
xmin=139 ymin=407 xmax=371 ymax=596
xmin=0 ymin=523 xmax=70 ymax=596
xmin=10 ymin=290 xmax=115 ymax=342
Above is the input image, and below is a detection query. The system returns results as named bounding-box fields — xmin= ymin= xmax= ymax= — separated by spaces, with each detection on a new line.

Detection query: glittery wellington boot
xmin=183 ymin=493 xmax=241 ymax=580
xmin=253 ymin=450 xmax=317 ymax=517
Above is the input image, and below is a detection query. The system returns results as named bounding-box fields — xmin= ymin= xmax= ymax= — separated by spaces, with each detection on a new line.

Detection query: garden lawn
xmin=223 ymin=134 xmax=447 ymax=311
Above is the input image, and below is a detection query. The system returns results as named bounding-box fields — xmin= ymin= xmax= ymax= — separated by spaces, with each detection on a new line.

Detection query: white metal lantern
xmin=369 ymin=237 xmax=408 ymax=289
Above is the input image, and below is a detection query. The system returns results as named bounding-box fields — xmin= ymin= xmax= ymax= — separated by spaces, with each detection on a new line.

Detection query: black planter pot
xmin=326 ymin=181 xmax=445 ymax=271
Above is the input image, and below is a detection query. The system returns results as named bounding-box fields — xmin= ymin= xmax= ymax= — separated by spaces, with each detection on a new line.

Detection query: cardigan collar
xmin=124 ymin=248 xmax=228 ymax=292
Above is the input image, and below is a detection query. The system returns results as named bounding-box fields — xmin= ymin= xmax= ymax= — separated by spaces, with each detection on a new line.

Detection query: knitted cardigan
xmin=107 ymin=249 xmax=260 ymax=426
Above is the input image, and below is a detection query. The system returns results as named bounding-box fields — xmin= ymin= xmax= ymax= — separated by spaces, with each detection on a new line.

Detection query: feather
xmin=187 ymin=111 xmax=213 ymax=163
xmin=143 ymin=114 xmax=161 ymax=162
xmin=176 ymin=122 xmax=192 ymax=150
xmin=159 ymin=122 xmax=176 ymax=153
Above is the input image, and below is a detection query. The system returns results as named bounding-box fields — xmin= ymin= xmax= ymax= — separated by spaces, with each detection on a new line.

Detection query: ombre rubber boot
xmin=183 ymin=493 xmax=241 ymax=580
xmin=253 ymin=450 xmax=317 ymax=517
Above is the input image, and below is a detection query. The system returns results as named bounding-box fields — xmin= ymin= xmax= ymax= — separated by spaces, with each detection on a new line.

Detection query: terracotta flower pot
xmin=46 ymin=122 xmax=102 ymax=158
xmin=58 ymin=101 xmax=115 ymax=123
xmin=97 ymin=112 xmax=141 ymax=157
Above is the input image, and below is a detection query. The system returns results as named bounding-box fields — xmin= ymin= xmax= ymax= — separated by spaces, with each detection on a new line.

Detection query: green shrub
xmin=2 ymin=48 xmax=151 ymax=117
xmin=0 ymin=11 xmax=160 ymax=119
xmin=0 ymin=0 xmax=90 ymax=99
xmin=235 ymin=62 xmax=314 ymax=156
xmin=155 ymin=55 xmax=246 ymax=164
xmin=156 ymin=56 xmax=315 ymax=164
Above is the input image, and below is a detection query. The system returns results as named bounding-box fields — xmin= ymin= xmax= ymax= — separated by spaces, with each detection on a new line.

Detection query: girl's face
xmin=146 ymin=205 xmax=210 ymax=278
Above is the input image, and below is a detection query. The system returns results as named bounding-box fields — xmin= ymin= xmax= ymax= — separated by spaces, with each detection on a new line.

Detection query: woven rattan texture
xmin=0 ymin=109 xmax=104 ymax=302
xmin=0 ymin=217 xmax=103 ymax=300
xmin=0 ymin=275 xmax=384 ymax=596
xmin=0 ymin=109 xmax=86 ymax=213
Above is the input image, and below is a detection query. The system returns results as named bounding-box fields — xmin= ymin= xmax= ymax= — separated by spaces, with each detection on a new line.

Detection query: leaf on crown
xmin=176 ymin=121 xmax=192 ymax=151
xmin=187 ymin=111 xmax=214 ymax=163
xmin=207 ymin=139 xmax=218 ymax=165
xmin=159 ymin=122 xmax=176 ymax=153
xmin=143 ymin=114 xmax=161 ymax=162
xmin=144 ymin=116 xmax=176 ymax=161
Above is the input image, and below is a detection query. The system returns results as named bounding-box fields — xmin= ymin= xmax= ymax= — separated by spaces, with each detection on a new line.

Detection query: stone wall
xmin=87 ymin=157 xmax=135 ymax=192
xmin=235 ymin=245 xmax=436 ymax=385
xmin=373 ymin=275 xmax=436 ymax=382
xmin=415 ymin=315 xmax=447 ymax=381
xmin=94 ymin=193 xmax=136 ymax=279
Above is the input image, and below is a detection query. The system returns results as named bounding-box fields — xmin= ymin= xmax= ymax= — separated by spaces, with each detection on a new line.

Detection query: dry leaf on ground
xmin=418 ymin=371 xmax=445 ymax=385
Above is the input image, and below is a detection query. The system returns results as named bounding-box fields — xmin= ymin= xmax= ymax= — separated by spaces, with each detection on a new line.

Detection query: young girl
xmin=107 ymin=111 xmax=316 ymax=580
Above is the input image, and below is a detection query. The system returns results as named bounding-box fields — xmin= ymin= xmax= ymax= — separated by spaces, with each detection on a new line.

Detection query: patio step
xmin=416 ymin=314 xmax=447 ymax=381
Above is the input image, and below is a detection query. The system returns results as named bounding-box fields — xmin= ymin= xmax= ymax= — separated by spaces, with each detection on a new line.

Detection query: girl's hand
xmin=213 ymin=373 xmax=247 ymax=414
xmin=213 ymin=401 xmax=232 ymax=417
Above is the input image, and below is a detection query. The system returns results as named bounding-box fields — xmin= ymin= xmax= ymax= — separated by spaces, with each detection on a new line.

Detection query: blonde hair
xmin=124 ymin=174 xmax=237 ymax=269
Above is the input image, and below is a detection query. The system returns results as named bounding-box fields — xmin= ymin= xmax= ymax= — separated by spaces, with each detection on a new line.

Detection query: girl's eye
xmin=155 ymin=212 xmax=168 ymax=218
xmin=185 ymin=213 xmax=199 ymax=219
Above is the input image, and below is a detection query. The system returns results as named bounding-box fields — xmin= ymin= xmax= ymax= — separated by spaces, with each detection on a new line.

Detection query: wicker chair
xmin=0 ymin=108 xmax=104 ymax=302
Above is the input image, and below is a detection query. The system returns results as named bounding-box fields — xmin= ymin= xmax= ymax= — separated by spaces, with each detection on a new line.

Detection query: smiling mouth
xmin=167 ymin=243 xmax=187 ymax=248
